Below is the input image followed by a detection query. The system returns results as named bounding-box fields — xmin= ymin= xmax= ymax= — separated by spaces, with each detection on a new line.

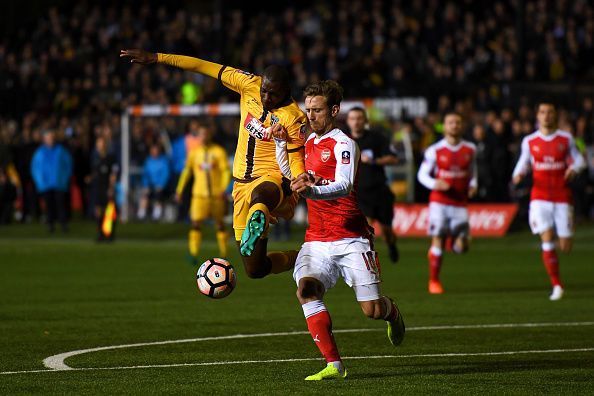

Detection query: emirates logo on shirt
xmin=321 ymin=149 xmax=331 ymax=162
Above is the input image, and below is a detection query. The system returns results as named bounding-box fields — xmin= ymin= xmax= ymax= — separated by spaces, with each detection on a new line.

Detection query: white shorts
xmin=293 ymin=237 xmax=382 ymax=302
xmin=529 ymin=200 xmax=573 ymax=238
xmin=428 ymin=202 xmax=469 ymax=237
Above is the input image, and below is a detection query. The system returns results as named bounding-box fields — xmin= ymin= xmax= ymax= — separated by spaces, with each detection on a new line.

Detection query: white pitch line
xmin=3 ymin=347 xmax=594 ymax=375
xmin=41 ymin=321 xmax=594 ymax=371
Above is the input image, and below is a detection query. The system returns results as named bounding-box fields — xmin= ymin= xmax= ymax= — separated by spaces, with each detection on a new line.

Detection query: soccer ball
xmin=196 ymin=258 xmax=237 ymax=299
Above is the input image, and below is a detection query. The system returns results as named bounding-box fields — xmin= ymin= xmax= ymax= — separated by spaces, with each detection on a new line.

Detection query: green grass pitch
xmin=1 ymin=221 xmax=593 ymax=394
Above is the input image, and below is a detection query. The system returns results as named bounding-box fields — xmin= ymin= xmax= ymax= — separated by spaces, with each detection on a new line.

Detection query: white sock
xmin=329 ymin=360 xmax=344 ymax=373
xmin=301 ymin=300 xmax=327 ymax=318
xmin=430 ymin=246 xmax=442 ymax=256
xmin=542 ymin=241 xmax=555 ymax=251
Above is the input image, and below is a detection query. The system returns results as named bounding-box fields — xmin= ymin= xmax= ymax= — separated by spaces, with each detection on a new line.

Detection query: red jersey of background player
xmin=418 ymin=139 xmax=477 ymax=206
xmin=303 ymin=128 xmax=369 ymax=242
xmin=512 ymin=130 xmax=584 ymax=203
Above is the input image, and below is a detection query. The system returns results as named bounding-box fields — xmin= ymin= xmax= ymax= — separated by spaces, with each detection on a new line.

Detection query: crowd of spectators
xmin=1 ymin=0 xmax=594 ymax=226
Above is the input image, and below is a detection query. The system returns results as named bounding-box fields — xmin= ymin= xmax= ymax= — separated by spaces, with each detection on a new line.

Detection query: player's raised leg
xmin=356 ymin=287 xmax=405 ymax=347
xmin=297 ymin=277 xmax=346 ymax=381
xmin=237 ymin=180 xmax=299 ymax=278
xmin=240 ymin=181 xmax=280 ymax=257
xmin=451 ymin=216 xmax=470 ymax=254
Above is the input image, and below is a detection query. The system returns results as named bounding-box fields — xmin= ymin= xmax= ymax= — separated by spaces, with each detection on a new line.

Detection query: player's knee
xmin=453 ymin=237 xmax=468 ymax=254
xmin=559 ymin=239 xmax=572 ymax=253
xmin=296 ymin=281 xmax=322 ymax=303
xmin=250 ymin=182 xmax=281 ymax=207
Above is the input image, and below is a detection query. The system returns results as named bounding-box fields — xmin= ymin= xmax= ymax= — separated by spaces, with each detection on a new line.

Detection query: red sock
xmin=542 ymin=249 xmax=561 ymax=287
xmin=428 ymin=247 xmax=443 ymax=282
xmin=302 ymin=301 xmax=341 ymax=363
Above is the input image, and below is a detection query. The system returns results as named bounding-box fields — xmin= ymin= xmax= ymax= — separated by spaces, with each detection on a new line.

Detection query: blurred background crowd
xmin=1 ymin=0 xmax=593 ymax=228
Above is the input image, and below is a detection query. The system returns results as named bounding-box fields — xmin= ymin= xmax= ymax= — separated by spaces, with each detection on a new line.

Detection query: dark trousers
xmin=42 ymin=190 xmax=68 ymax=230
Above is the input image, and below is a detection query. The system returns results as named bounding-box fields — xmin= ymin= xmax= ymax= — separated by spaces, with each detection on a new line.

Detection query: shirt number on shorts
xmin=361 ymin=251 xmax=380 ymax=275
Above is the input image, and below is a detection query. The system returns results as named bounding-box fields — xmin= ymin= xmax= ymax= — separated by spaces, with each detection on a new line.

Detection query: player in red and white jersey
xmin=275 ymin=80 xmax=405 ymax=381
xmin=417 ymin=113 xmax=477 ymax=294
xmin=512 ymin=102 xmax=585 ymax=301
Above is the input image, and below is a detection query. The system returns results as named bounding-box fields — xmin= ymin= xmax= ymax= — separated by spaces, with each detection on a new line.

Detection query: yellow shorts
xmin=231 ymin=174 xmax=299 ymax=240
xmin=190 ymin=196 xmax=227 ymax=222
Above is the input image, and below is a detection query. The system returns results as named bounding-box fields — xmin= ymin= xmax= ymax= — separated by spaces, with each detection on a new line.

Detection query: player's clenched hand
xmin=468 ymin=186 xmax=477 ymax=198
xmin=564 ymin=168 xmax=577 ymax=181
xmin=434 ymin=179 xmax=450 ymax=191
xmin=291 ymin=179 xmax=312 ymax=194
xmin=120 ymin=49 xmax=158 ymax=65
xmin=265 ymin=123 xmax=288 ymax=141
xmin=291 ymin=173 xmax=314 ymax=194
xmin=512 ymin=174 xmax=523 ymax=185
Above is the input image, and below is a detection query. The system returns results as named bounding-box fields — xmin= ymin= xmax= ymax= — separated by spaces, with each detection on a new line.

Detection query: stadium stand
xmin=0 ymin=0 xmax=593 ymax=224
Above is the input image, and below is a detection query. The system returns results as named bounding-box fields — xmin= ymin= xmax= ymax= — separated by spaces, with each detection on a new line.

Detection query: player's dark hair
xmin=262 ymin=65 xmax=291 ymax=92
xmin=443 ymin=111 xmax=462 ymax=121
xmin=536 ymin=101 xmax=557 ymax=112
xmin=303 ymin=80 xmax=344 ymax=108
xmin=347 ymin=106 xmax=367 ymax=120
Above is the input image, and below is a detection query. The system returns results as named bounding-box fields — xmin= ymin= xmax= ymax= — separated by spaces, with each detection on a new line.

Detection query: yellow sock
xmin=216 ymin=230 xmax=228 ymax=258
xmin=268 ymin=250 xmax=299 ymax=274
xmin=246 ymin=203 xmax=271 ymax=237
xmin=189 ymin=229 xmax=202 ymax=257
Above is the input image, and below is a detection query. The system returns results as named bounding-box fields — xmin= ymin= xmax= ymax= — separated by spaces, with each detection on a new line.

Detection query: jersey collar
xmin=536 ymin=129 xmax=560 ymax=140
xmin=313 ymin=128 xmax=341 ymax=143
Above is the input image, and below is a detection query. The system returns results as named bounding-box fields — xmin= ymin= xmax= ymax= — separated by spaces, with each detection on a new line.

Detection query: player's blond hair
xmin=303 ymin=80 xmax=344 ymax=108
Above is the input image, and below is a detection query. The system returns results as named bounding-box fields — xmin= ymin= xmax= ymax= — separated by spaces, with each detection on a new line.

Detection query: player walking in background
xmin=417 ymin=113 xmax=477 ymax=294
xmin=512 ymin=102 xmax=585 ymax=301
xmin=281 ymin=81 xmax=405 ymax=381
xmin=120 ymin=49 xmax=307 ymax=279
xmin=176 ymin=120 xmax=230 ymax=263
xmin=347 ymin=107 xmax=400 ymax=263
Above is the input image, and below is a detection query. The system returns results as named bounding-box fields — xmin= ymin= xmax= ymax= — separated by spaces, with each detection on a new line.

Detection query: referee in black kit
xmin=88 ymin=136 xmax=119 ymax=242
xmin=347 ymin=107 xmax=400 ymax=263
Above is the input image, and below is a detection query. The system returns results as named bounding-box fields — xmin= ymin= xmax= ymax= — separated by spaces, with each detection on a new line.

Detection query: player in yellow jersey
xmin=121 ymin=49 xmax=307 ymax=278
xmin=176 ymin=120 xmax=230 ymax=263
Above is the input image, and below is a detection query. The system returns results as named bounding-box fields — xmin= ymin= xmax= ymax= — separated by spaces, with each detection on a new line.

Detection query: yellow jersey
xmin=176 ymin=143 xmax=230 ymax=198
xmin=157 ymin=54 xmax=307 ymax=181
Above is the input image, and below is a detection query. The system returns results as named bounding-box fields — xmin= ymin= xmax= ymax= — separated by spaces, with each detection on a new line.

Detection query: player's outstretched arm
xmin=120 ymin=49 xmax=223 ymax=79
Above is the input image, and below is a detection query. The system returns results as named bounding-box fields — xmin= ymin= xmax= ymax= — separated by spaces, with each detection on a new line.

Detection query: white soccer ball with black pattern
xmin=196 ymin=258 xmax=237 ymax=299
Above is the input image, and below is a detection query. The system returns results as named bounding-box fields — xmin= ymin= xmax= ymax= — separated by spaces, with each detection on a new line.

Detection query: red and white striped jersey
xmin=302 ymin=128 xmax=370 ymax=242
xmin=512 ymin=130 xmax=585 ymax=203
xmin=417 ymin=139 xmax=477 ymax=207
